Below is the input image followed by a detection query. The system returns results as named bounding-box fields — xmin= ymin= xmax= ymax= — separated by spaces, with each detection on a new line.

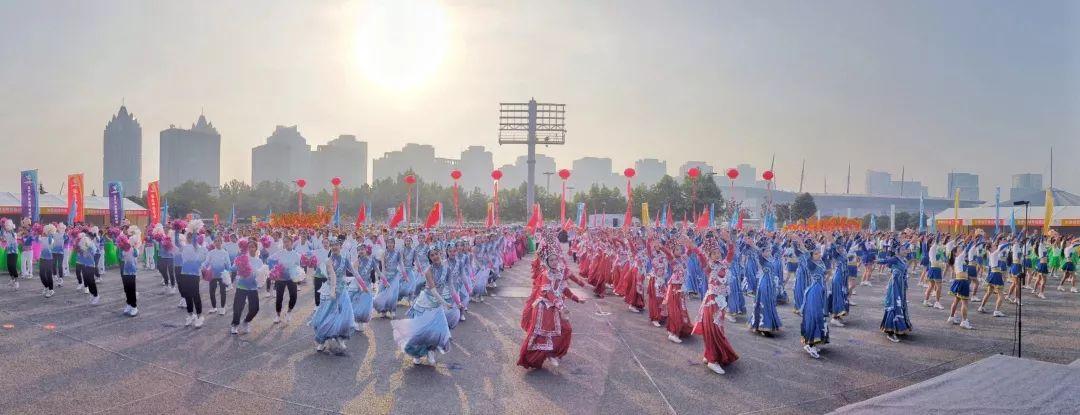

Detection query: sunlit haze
xmin=1 ymin=0 xmax=1077 ymax=197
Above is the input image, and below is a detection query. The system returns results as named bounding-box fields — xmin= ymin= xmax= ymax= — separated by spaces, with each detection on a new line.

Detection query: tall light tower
xmin=499 ymin=99 xmax=566 ymax=212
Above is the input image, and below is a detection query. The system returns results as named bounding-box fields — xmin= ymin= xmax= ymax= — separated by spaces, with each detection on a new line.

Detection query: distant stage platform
xmin=831 ymin=354 xmax=1080 ymax=415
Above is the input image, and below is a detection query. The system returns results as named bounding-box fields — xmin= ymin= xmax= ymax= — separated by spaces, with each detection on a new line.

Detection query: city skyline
xmin=1 ymin=1 xmax=1076 ymax=198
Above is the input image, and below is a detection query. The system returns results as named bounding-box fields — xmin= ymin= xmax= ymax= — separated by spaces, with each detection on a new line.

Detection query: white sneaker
xmin=652 ymin=321 xmax=662 ymax=327
xmin=1071 ymin=288 xmax=1078 ymax=293
xmin=413 ymin=357 xmax=422 ymax=365
xmin=1036 ymin=293 xmax=1046 ymax=299
xmin=804 ymin=344 xmax=820 ymax=359
xmin=57 ymin=278 xmax=63 ymax=287
xmin=230 ymin=326 xmax=239 ymax=335
xmin=273 ymin=315 xmax=281 ymax=324
xmin=707 ymin=362 xmax=725 ymax=374
xmin=84 ymin=287 xmax=90 ymax=294
xmin=178 ymin=299 xmax=186 ymax=308
xmin=628 ymin=305 xmax=641 ymax=313
xmin=933 ymin=302 xmax=944 ymax=310
xmin=971 ymin=297 xmax=982 ymax=303
xmin=886 ymin=333 xmax=901 ymax=343
xmin=218 ymin=308 xmax=226 ymax=316
xmin=960 ymin=320 xmax=973 ymax=330
xmin=460 ymin=313 xmax=466 ymax=322
xmin=240 ymin=322 xmax=251 ymax=334
xmin=993 ymin=310 xmax=1006 ymax=317
xmin=284 ymin=311 xmax=291 ymax=324
xmin=42 ymin=287 xmax=48 ymax=295
xmin=667 ymin=334 xmax=682 ymax=343
xmin=427 ymin=350 xmax=437 ymax=365
xmin=1057 ymin=286 xmax=1066 ymax=292
xmin=46 ymin=290 xmax=54 ymax=298
xmin=315 ymin=342 xmax=326 ymax=352
xmin=123 ymin=305 xmax=132 ymax=315
xmin=976 ymin=306 xmax=985 ymax=313
xmin=76 ymin=284 xmax=84 ymax=291
xmin=945 ymin=316 xmax=956 ymax=324
xmin=90 ymin=296 xmax=100 ymax=305
xmin=129 ymin=307 xmax=138 ymax=316
xmin=185 ymin=314 xmax=196 ymax=326
xmin=207 ymin=307 xmax=216 ymax=315
xmin=923 ymin=300 xmax=932 ymax=307
xmin=194 ymin=316 xmax=204 ymax=328
xmin=830 ymin=318 xmax=845 ymax=327
xmin=547 ymin=357 xmax=560 ymax=367
xmin=336 ymin=338 xmax=347 ymax=351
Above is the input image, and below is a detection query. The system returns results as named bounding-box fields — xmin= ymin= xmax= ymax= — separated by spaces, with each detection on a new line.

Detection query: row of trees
xmin=130 ymin=173 xmax=829 ymax=226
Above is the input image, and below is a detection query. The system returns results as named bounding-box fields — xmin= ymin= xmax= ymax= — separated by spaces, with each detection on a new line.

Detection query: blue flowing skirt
xmin=373 ymin=277 xmax=401 ymax=313
xmin=726 ymin=271 xmax=746 ymax=314
xmin=800 ymin=284 xmax=829 ymax=346
xmin=880 ymin=277 xmax=912 ymax=334
xmin=310 ymin=291 xmax=355 ymax=343
xmin=793 ymin=272 xmax=808 ymax=312
xmin=749 ymin=276 xmax=781 ymax=332
xmin=350 ymin=289 xmax=373 ymax=323
xmin=686 ymin=257 xmax=707 ymax=297
xmin=393 ymin=306 xmax=452 ymax=358
xmin=828 ymin=273 xmax=849 ymax=317
xmin=399 ymin=269 xmax=420 ymax=301
xmin=472 ymin=268 xmax=489 ymax=297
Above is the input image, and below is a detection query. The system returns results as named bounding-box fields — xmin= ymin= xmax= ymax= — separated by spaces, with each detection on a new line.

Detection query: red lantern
xmin=450 ymin=170 xmax=462 ymax=180
xmin=726 ymin=168 xmax=739 ymax=180
xmin=491 ymin=170 xmax=503 ymax=180
xmin=404 ymin=175 xmax=416 ymax=184
xmin=762 ymin=170 xmax=774 ymax=181
xmin=558 ymin=169 xmax=571 ymax=180
xmin=330 ymin=177 xmax=341 ymax=186
xmin=623 ymin=168 xmax=636 ymax=178
xmin=295 ymin=179 xmax=306 ymax=188
xmin=688 ymin=167 xmax=700 ymax=179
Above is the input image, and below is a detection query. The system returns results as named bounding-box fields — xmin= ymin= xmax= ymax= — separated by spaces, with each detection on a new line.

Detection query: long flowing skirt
xmin=726 ymin=272 xmax=746 ymax=315
xmin=800 ymin=284 xmax=829 ymax=346
xmin=692 ymin=299 xmax=739 ymax=366
xmin=399 ymin=268 xmax=420 ymax=301
xmin=623 ymin=269 xmax=645 ymax=309
xmin=472 ymin=268 xmax=490 ymax=297
xmin=310 ymin=290 xmax=355 ymax=343
xmin=350 ymin=289 xmax=374 ymax=323
xmin=517 ymin=305 xmax=573 ymax=369
xmin=393 ymin=305 xmax=452 ymax=358
xmin=749 ymin=277 xmax=781 ymax=333
xmin=880 ymin=276 xmax=912 ymax=335
xmin=827 ymin=272 xmax=849 ymax=318
xmin=664 ymin=284 xmax=692 ymax=337
xmin=793 ymin=271 xmax=808 ymax=312
xmin=373 ymin=277 xmax=401 ymax=314
xmin=647 ymin=278 xmax=667 ymax=323
xmin=686 ymin=257 xmax=707 ymax=297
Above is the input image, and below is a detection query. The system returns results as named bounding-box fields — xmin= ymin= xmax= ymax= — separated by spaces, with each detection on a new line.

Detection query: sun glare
xmin=353 ymin=0 xmax=449 ymax=91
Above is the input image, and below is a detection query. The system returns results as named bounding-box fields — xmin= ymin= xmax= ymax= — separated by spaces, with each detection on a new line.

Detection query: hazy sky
xmin=2 ymin=0 xmax=1077 ymax=199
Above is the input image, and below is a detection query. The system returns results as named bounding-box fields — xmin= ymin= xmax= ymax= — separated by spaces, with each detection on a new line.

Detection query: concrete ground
xmin=0 ymin=255 xmax=1077 ymax=415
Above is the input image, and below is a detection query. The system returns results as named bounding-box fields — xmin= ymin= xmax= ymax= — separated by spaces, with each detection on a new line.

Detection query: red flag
xmin=736 ymin=209 xmax=744 ymax=230
xmin=562 ymin=218 xmax=573 ymax=231
xmin=213 ymin=213 xmax=220 ymax=226
xmin=389 ymin=203 xmax=405 ymax=229
xmin=526 ymin=203 xmax=542 ymax=234
xmin=623 ymin=178 xmax=633 ymax=230
xmin=666 ymin=207 xmax=674 ymax=229
xmin=485 ymin=202 xmax=494 ymax=228
xmin=146 ymin=181 xmax=160 ymax=226
xmin=579 ymin=202 xmax=587 ymax=229
xmin=424 ymin=202 xmax=442 ymax=229
xmin=355 ymin=203 xmax=367 ymax=229
xmin=695 ymin=209 xmax=709 ymax=230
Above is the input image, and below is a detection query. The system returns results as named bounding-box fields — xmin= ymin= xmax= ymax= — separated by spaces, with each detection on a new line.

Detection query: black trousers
xmin=313 ymin=277 xmax=326 ymax=306
xmin=121 ymin=274 xmax=137 ymax=307
xmin=208 ymin=278 xmax=227 ymax=308
xmin=52 ymin=254 xmax=62 ymax=278
xmin=77 ymin=264 xmax=98 ymax=297
xmin=75 ymin=263 xmax=84 ymax=285
xmin=158 ymin=257 xmax=176 ymax=286
xmin=231 ymin=289 xmax=259 ymax=326
xmin=274 ymin=280 xmax=297 ymax=314
xmin=39 ymin=258 xmax=54 ymax=290
xmin=178 ymin=275 xmax=203 ymax=315
xmin=6 ymin=253 xmax=17 ymax=279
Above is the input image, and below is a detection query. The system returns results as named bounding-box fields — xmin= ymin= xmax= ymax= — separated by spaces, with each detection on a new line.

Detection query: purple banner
xmin=20 ymin=170 xmax=39 ymax=223
xmin=107 ymin=181 xmax=124 ymax=225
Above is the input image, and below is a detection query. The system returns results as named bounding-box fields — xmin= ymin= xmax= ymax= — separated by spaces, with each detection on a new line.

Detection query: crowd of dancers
xmin=2 ymin=215 xmax=1077 ymax=374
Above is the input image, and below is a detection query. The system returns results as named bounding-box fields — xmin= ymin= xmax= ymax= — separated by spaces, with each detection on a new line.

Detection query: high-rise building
xmin=311 ymin=135 xmax=368 ymax=191
xmin=734 ymin=163 xmax=760 ymax=188
xmin=1010 ymin=173 xmax=1043 ymax=200
xmin=159 ymin=114 xmax=220 ymax=193
xmin=678 ymin=161 xmax=714 ymax=179
xmin=372 ymin=143 xmax=437 ymax=184
xmin=946 ymin=172 xmax=980 ymax=201
xmin=865 ymin=170 xmax=892 ymax=195
xmin=102 ymin=105 xmax=141 ymax=196
xmin=570 ymin=157 xmax=620 ymax=191
xmin=458 ymin=146 xmax=494 ymax=194
xmin=634 ymin=158 xmax=667 ymax=187
xmin=251 ymin=125 xmax=310 ymax=187
xmin=499 ymin=154 xmax=557 ymax=192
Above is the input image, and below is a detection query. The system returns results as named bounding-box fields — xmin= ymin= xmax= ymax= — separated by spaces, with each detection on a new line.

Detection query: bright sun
xmin=354 ymin=0 xmax=449 ymax=91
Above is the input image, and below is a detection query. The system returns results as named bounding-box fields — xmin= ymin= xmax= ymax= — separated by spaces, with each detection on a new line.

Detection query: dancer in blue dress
xmin=827 ymin=247 xmax=850 ymax=326
xmin=392 ymin=246 xmax=460 ymax=366
xmin=351 ymin=246 xmax=375 ymax=331
xmin=724 ymin=248 xmax=746 ymax=321
xmin=879 ymin=251 xmax=912 ymax=343
xmin=373 ymin=238 xmax=403 ymax=318
xmin=799 ymin=241 xmax=829 ymax=358
xmin=747 ymin=243 xmax=781 ymax=335
xmin=309 ymin=239 xmax=355 ymax=354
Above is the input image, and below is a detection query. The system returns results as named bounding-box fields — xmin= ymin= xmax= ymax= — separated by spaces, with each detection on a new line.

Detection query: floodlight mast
xmin=499 ymin=99 xmax=566 ymax=213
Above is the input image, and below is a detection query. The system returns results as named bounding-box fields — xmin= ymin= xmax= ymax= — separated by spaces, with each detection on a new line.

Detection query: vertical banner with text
xmin=67 ymin=173 xmax=85 ymax=223
xmin=20 ymin=170 xmax=40 ymax=223
xmin=146 ymin=181 xmax=160 ymax=226
xmin=107 ymin=181 xmax=124 ymax=225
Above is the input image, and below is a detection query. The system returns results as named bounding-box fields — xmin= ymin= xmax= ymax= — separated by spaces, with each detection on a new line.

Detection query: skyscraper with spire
xmin=159 ymin=114 xmax=221 ymax=192
xmin=103 ymin=105 xmax=142 ymax=196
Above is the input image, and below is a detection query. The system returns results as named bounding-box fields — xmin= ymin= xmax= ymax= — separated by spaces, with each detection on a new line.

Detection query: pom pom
xmin=269 ymin=264 xmax=285 ymax=281
xmin=42 ymin=224 xmax=55 ymax=236
xmin=2 ymin=218 xmax=14 ymax=232
xmin=237 ymin=238 xmax=250 ymax=252
xmin=186 ymin=219 xmax=204 ymax=235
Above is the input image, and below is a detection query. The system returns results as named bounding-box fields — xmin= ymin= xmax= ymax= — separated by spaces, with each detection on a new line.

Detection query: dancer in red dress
xmin=663 ymin=238 xmax=694 ymax=343
xmin=646 ymin=240 xmax=669 ymax=327
xmin=519 ymin=233 xmax=585 ymax=370
xmin=693 ymin=236 xmax=739 ymax=374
